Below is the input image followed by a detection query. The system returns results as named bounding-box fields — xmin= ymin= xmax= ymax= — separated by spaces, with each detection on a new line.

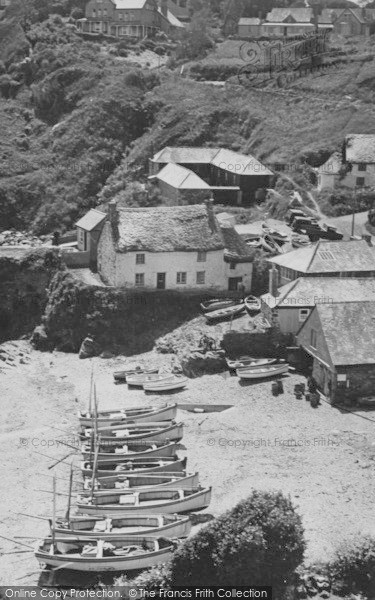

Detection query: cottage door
xmin=157 ymin=273 xmax=166 ymax=289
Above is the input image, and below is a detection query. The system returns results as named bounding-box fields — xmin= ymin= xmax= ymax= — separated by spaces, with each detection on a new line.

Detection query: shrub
xmin=330 ymin=535 xmax=375 ymax=597
xmin=170 ymin=491 xmax=305 ymax=590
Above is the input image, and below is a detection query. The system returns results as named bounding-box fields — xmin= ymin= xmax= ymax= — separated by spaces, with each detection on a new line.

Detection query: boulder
xmin=79 ymin=336 xmax=100 ymax=359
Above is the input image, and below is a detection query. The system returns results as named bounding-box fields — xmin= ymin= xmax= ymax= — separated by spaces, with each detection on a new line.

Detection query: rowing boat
xmin=143 ymin=377 xmax=188 ymax=393
xmin=78 ymin=403 xmax=177 ymax=428
xmin=244 ymin=295 xmax=261 ymax=316
xmin=236 ymin=363 xmax=290 ymax=380
xmin=114 ymin=367 xmax=158 ymax=382
xmin=205 ymin=303 xmax=245 ymax=323
xmin=226 ymin=357 xmax=276 ymax=370
xmin=76 ymin=487 xmax=212 ymax=516
xmin=126 ymin=373 xmax=175 ymax=387
xmin=81 ymin=472 xmax=200 ymax=496
xmin=52 ymin=514 xmax=191 ymax=540
xmin=200 ymin=298 xmax=237 ymax=313
xmin=81 ymin=457 xmax=187 ymax=478
xmin=81 ymin=441 xmax=179 ymax=462
xmin=35 ymin=536 xmax=176 ymax=573
xmin=82 ymin=422 xmax=184 ymax=444
xmin=237 ymin=360 xmax=285 ymax=372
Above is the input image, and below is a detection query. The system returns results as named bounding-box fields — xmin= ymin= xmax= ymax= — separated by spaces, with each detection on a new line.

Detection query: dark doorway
xmin=157 ymin=273 xmax=166 ymax=289
xmin=228 ymin=277 xmax=243 ymax=291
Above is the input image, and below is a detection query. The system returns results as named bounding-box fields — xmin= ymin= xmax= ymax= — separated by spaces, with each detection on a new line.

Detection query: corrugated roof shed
xmin=269 ymin=239 xmax=375 ymax=274
xmin=115 ymin=204 xmax=224 ymax=253
xmin=269 ymin=277 xmax=375 ymax=308
xmin=314 ymin=301 xmax=375 ymax=365
xmin=150 ymin=163 xmax=210 ymax=189
xmin=345 ymin=134 xmax=375 ymax=163
xmin=76 ymin=209 xmax=106 ymax=232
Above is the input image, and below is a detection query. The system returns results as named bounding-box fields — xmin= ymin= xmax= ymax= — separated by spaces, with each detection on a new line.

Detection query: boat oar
xmin=34 ymin=489 xmax=69 ymax=497
xmin=14 ymin=512 xmax=49 ymax=522
xmin=49 ymin=451 xmax=77 ymax=470
xmin=52 ymin=440 xmax=78 ymax=452
xmin=32 ymin=450 xmax=79 ymax=470
xmin=0 ymin=534 xmax=35 ymax=551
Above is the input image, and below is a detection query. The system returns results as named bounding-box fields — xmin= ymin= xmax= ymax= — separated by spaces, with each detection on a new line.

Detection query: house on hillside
xmin=296 ymin=302 xmax=375 ymax=404
xmin=238 ymin=18 xmax=262 ymax=38
xmin=148 ymin=163 xmax=212 ymax=205
xmin=268 ymin=239 xmax=375 ymax=286
xmin=149 ymin=147 xmax=273 ymax=205
xmin=262 ymin=8 xmax=332 ymax=37
xmin=165 ymin=0 xmax=191 ymax=23
xmin=78 ymin=0 xmax=184 ymax=38
xmin=322 ymin=7 xmax=375 ymax=37
xmin=262 ymin=276 xmax=375 ymax=335
xmin=317 ymin=135 xmax=375 ymax=191
xmin=76 ymin=209 xmax=106 ymax=270
xmin=97 ymin=200 xmax=253 ymax=290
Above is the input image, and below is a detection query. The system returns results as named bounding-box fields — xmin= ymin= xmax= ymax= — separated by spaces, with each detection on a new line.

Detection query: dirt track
xmin=1 ymin=341 xmax=375 ymax=585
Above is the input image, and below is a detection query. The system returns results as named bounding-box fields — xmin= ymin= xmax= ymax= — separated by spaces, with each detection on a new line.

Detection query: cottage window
xmin=136 ymin=253 xmax=145 ymax=265
xmin=310 ymin=329 xmax=317 ymax=349
xmin=299 ymin=308 xmax=310 ymax=322
xmin=92 ymin=8 xmax=96 ymax=16
xmin=103 ymin=8 xmax=107 ymax=16
xmin=197 ymin=251 xmax=207 ymax=262
xmin=119 ymin=12 xmax=123 ymax=19
xmin=196 ymin=271 xmax=206 ymax=285
xmin=281 ymin=267 xmax=293 ymax=280
xmin=230 ymin=262 xmax=236 ymax=270
xmin=318 ymin=251 xmax=335 ymax=261
xmin=358 ymin=163 xmax=367 ymax=172
xmin=97 ymin=8 xmax=101 ymax=16
xmin=177 ymin=272 xmax=187 ymax=284
xmin=135 ymin=273 xmax=145 ymax=287
xmin=356 ymin=177 xmax=365 ymax=187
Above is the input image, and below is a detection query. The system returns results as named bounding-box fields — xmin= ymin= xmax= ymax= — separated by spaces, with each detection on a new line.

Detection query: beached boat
xmin=35 ymin=536 xmax=176 ymax=573
xmin=114 ymin=366 xmax=159 ymax=383
xmin=76 ymin=487 xmax=212 ymax=516
xmin=81 ymin=472 xmax=200 ymax=496
xmin=126 ymin=373 xmax=175 ymax=387
xmin=143 ymin=377 xmax=188 ymax=393
xmin=236 ymin=363 xmax=290 ymax=380
xmin=205 ymin=303 xmax=245 ymax=323
xmin=226 ymin=357 xmax=277 ymax=370
xmin=79 ymin=403 xmax=177 ymax=428
xmin=52 ymin=514 xmax=191 ymax=541
xmin=81 ymin=457 xmax=187 ymax=478
xmin=200 ymin=298 xmax=237 ymax=313
xmin=81 ymin=441 xmax=179 ymax=462
xmin=244 ymin=295 xmax=261 ymax=316
xmin=83 ymin=422 xmax=184 ymax=444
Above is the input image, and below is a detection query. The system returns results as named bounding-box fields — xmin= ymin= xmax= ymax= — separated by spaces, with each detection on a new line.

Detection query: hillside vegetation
xmin=1 ymin=2 xmax=375 ymax=233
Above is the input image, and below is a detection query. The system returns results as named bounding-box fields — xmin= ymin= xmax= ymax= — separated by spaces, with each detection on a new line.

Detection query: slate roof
xmin=268 ymin=239 xmax=375 ymax=274
xmin=158 ymin=7 xmax=184 ymax=27
xmin=114 ymin=0 xmax=148 ymax=8
xmin=152 ymin=147 xmax=218 ymax=165
xmin=313 ymin=301 xmax=375 ymax=366
xmin=345 ymin=134 xmax=375 ymax=164
xmin=320 ymin=211 xmax=373 ymax=242
xmin=76 ymin=209 xmax=106 ymax=232
xmin=317 ymin=152 xmax=342 ymax=175
xmin=266 ymin=277 xmax=375 ymax=308
xmin=265 ymin=8 xmax=313 ymax=23
xmin=115 ymin=204 xmax=224 ymax=253
xmin=150 ymin=163 xmax=210 ymax=190
xmin=238 ymin=18 xmax=261 ymax=25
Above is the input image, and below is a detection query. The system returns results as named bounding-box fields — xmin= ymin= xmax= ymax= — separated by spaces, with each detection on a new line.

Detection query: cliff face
xmin=0 ymin=247 xmax=61 ymax=342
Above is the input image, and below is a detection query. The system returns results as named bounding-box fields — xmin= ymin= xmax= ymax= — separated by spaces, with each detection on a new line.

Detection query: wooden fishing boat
xmin=83 ymin=422 xmax=184 ymax=444
xmin=244 ymin=295 xmax=261 ymax=316
xmin=81 ymin=457 xmax=187 ymax=478
xmin=79 ymin=403 xmax=177 ymax=428
xmin=114 ymin=366 xmax=158 ymax=383
xmin=76 ymin=487 xmax=212 ymax=516
xmin=236 ymin=363 xmax=290 ymax=380
xmin=52 ymin=514 xmax=191 ymax=540
xmin=143 ymin=377 xmax=188 ymax=393
xmin=81 ymin=472 xmax=200 ymax=496
xmin=205 ymin=303 xmax=245 ymax=323
xmin=237 ymin=360 xmax=285 ymax=372
xmin=226 ymin=357 xmax=276 ymax=370
xmin=200 ymin=298 xmax=236 ymax=313
xmin=81 ymin=441 xmax=179 ymax=462
xmin=35 ymin=536 xmax=176 ymax=573
xmin=126 ymin=373 xmax=175 ymax=387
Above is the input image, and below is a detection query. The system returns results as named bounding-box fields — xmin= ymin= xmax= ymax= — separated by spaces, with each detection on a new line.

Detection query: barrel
xmin=295 ymin=392 xmax=303 ymax=400
xmin=294 ymin=384 xmax=301 ymax=395
xmin=272 ymin=382 xmax=279 ymax=397
xmin=305 ymin=392 xmax=311 ymax=402
xmin=277 ymin=379 xmax=284 ymax=394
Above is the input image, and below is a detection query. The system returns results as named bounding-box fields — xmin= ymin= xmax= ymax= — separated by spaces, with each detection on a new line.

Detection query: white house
xmin=317 ymin=134 xmax=375 ymax=191
xmin=97 ymin=201 xmax=253 ymax=291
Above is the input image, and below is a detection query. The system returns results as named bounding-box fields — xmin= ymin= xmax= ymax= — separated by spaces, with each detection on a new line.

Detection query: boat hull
xmin=236 ymin=364 xmax=289 ymax=380
xmin=143 ymin=379 xmax=188 ymax=393
xmin=82 ymin=472 xmax=200 ymax=495
xmin=79 ymin=404 xmax=177 ymax=428
xmin=227 ymin=358 xmax=276 ymax=370
xmin=81 ymin=457 xmax=187 ymax=478
xmin=82 ymin=442 xmax=179 ymax=463
xmin=244 ymin=296 xmax=261 ymax=316
xmin=200 ymin=299 xmax=236 ymax=313
xmin=205 ymin=304 xmax=245 ymax=323
xmin=84 ymin=423 xmax=184 ymax=444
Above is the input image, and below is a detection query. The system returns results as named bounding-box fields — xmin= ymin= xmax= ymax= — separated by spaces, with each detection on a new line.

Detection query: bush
xmin=330 ymin=535 xmax=375 ymax=597
xmin=190 ymin=62 xmax=239 ymax=81
xmin=169 ymin=491 xmax=305 ymax=590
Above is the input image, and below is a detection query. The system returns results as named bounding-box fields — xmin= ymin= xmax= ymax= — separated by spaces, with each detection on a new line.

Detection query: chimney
xmin=269 ymin=264 xmax=279 ymax=298
xmin=205 ymin=197 xmax=217 ymax=233
xmin=160 ymin=0 xmax=168 ymax=17
xmin=108 ymin=199 xmax=117 ymax=222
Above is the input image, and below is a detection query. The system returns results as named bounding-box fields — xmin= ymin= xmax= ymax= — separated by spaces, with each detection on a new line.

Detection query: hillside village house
xmin=261 ymin=276 xmax=375 ymax=335
xmin=148 ymin=163 xmax=212 ymax=205
xmin=296 ymin=301 xmax=375 ymax=404
xmin=268 ymin=239 xmax=375 ymax=287
xmin=97 ymin=201 xmax=253 ymax=290
xmin=317 ymin=134 xmax=375 ymax=191
xmin=238 ymin=18 xmax=262 ymax=38
xmin=75 ymin=209 xmax=106 ymax=270
xmin=149 ymin=147 xmax=273 ymax=205
xmin=79 ymin=0 xmax=184 ymax=38
xmin=262 ymin=8 xmax=332 ymax=37
xmin=326 ymin=7 xmax=375 ymax=37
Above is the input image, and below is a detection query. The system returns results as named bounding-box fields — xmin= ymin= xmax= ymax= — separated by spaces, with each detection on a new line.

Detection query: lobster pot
xmin=294 ymin=383 xmax=304 ymax=395
xmin=272 ymin=382 xmax=279 ymax=397
xmin=277 ymin=379 xmax=284 ymax=395
xmin=305 ymin=392 xmax=311 ymax=402
xmin=299 ymin=383 xmax=306 ymax=394
xmin=295 ymin=392 xmax=303 ymax=400
xmin=310 ymin=392 xmax=319 ymax=408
